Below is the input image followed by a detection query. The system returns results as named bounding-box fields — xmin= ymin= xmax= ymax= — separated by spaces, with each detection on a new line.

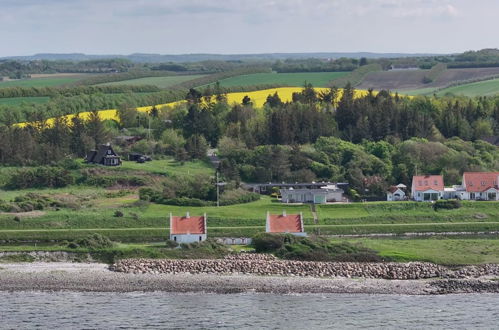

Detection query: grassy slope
xmin=215 ymin=72 xmax=349 ymax=88
xmin=343 ymin=237 xmax=499 ymax=265
xmin=96 ymin=75 xmax=206 ymax=88
xmin=404 ymin=78 xmax=499 ymax=96
xmin=117 ymin=158 xmax=214 ymax=176
xmin=433 ymin=78 xmax=499 ymax=96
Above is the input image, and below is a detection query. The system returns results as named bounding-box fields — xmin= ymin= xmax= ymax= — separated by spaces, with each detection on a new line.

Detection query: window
xmin=199 ymin=236 xmax=202 ymax=241
xmin=481 ymin=181 xmax=486 ymax=186
xmin=470 ymin=192 xmax=475 ymax=199
xmin=173 ymin=236 xmax=176 ymax=242
xmin=488 ymin=192 xmax=496 ymax=200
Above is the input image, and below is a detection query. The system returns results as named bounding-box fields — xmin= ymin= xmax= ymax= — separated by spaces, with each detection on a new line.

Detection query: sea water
xmin=1 ymin=292 xmax=498 ymax=329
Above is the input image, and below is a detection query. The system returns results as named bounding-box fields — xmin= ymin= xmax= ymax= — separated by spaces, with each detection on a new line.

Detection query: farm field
xmin=359 ymin=67 xmax=499 ymax=92
xmin=434 ymin=78 xmax=499 ymax=96
xmin=17 ymin=87 xmax=372 ymax=127
xmin=96 ymin=75 xmax=207 ymax=88
xmin=0 ymin=74 xmax=88 ymax=88
xmin=215 ymin=72 xmax=349 ymax=88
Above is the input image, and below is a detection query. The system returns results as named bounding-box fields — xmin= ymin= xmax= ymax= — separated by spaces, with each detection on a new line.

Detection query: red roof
xmin=412 ymin=175 xmax=444 ymax=192
xmin=170 ymin=215 xmax=206 ymax=235
xmin=463 ymin=172 xmax=499 ymax=193
xmin=267 ymin=214 xmax=303 ymax=233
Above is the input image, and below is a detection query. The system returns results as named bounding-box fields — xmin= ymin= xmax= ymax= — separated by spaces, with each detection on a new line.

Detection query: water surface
xmin=1 ymin=292 xmax=498 ymax=329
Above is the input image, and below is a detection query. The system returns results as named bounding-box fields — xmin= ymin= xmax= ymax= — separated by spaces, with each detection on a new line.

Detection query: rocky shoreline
xmin=0 ymin=255 xmax=498 ymax=295
xmin=112 ymin=254 xmax=499 ymax=280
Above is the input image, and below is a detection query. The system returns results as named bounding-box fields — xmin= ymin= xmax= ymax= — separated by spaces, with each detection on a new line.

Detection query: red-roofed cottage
xmin=411 ymin=175 xmax=444 ymax=201
xmin=169 ymin=212 xmax=207 ymax=243
xmin=461 ymin=172 xmax=499 ymax=201
xmin=265 ymin=211 xmax=306 ymax=236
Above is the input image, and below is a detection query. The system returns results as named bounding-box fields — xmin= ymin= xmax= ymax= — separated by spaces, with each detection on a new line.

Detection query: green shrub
xmin=6 ymin=167 xmax=75 ymax=189
xmin=434 ymin=199 xmax=461 ymax=210
xmin=67 ymin=233 xmax=115 ymax=250
xmin=252 ymin=233 xmax=298 ymax=252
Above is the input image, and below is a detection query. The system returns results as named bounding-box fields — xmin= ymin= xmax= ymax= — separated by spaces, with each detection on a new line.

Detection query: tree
xmin=185 ymin=134 xmax=208 ymax=159
xmin=117 ymin=103 xmax=138 ymax=128
xmin=85 ymin=110 xmax=108 ymax=147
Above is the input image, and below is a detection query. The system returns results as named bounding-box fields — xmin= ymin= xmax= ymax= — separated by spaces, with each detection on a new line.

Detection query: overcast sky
xmin=0 ymin=0 xmax=497 ymax=56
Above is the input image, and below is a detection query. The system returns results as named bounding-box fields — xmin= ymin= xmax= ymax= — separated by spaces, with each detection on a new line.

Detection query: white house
xmin=387 ymin=184 xmax=406 ymax=201
xmin=280 ymin=185 xmax=344 ymax=204
xmin=411 ymin=175 xmax=444 ymax=201
xmin=169 ymin=212 xmax=207 ymax=243
xmin=266 ymin=211 xmax=306 ymax=236
xmin=460 ymin=172 xmax=499 ymax=201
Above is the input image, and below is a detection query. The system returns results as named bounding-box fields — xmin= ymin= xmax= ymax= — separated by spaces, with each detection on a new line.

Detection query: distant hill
xmin=2 ymin=52 xmax=443 ymax=63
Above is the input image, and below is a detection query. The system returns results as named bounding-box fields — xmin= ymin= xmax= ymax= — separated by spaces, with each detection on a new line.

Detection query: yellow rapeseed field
xmin=17 ymin=87 xmax=372 ymax=127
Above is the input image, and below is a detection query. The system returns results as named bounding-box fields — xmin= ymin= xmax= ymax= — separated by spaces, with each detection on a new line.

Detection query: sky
xmin=0 ymin=0 xmax=497 ymax=56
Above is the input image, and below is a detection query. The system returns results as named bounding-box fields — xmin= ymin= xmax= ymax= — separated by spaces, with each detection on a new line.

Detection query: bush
xmin=114 ymin=210 xmax=124 ymax=217
xmin=434 ymin=199 xmax=461 ymax=210
xmin=67 ymin=233 xmax=115 ymax=250
xmin=252 ymin=233 xmax=298 ymax=252
xmin=6 ymin=167 xmax=75 ymax=189
xmin=252 ymin=233 xmax=383 ymax=262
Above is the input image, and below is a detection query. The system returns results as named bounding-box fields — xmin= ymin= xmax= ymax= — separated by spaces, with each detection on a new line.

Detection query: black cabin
xmin=85 ymin=144 xmax=121 ymax=166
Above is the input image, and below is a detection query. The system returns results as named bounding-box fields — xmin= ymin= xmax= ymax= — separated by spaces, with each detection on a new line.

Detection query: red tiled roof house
xmin=169 ymin=212 xmax=207 ymax=243
xmin=411 ymin=175 xmax=444 ymax=201
xmin=265 ymin=211 xmax=306 ymax=236
xmin=462 ymin=172 xmax=499 ymax=201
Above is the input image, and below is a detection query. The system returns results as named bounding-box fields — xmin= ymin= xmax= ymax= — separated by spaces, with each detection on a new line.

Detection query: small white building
xmin=169 ymin=212 xmax=207 ymax=243
xmin=280 ymin=185 xmax=343 ymax=204
xmin=411 ymin=175 xmax=444 ymax=201
xmin=266 ymin=211 xmax=306 ymax=236
xmin=387 ymin=184 xmax=406 ymax=201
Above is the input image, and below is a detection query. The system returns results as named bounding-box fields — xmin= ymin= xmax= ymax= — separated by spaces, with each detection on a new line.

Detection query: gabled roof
xmin=92 ymin=144 xmax=119 ymax=163
xmin=266 ymin=213 xmax=303 ymax=233
xmin=170 ymin=214 xmax=206 ymax=235
xmin=388 ymin=186 xmax=404 ymax=193
xmin=463 ymin=172 xmax=499 ymax=193
xmin=412 ymin=175 xmax=444 ymax=192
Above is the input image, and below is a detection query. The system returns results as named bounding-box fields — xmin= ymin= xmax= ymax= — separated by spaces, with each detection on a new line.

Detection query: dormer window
xmin=434 ymin=180 xmax=438 ymax=185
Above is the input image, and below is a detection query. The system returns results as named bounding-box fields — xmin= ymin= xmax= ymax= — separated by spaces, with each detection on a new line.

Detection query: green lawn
xmin=0 ymin=76 xmax=85 ymax=88
xmin=0 ymin=96 xmax=50 ymax=105
xmin=215 ymin=72 xmax=349 ymax=88
xmin=96 ymin=75 xmax=207 ymax=88
xmin=116 ymin=158 xmax=214 ymax=176
xmin=342 ymin=237 xmax=499 ymax=265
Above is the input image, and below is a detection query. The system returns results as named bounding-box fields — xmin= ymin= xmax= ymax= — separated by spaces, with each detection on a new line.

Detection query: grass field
xmin=0 ymin=75 xmax=86 ymax=88
xmin=96 ymin=75 xmax=207 ymax=88
xmin=433 ymin=78 xmax=499 ymax=97
xmin=114 ymin=158 xmax=214 ymax=176
xmin=343 ymin=237 xmax=499 ymax=265
xmin=215 ymin=72 xmax=349 ymax=88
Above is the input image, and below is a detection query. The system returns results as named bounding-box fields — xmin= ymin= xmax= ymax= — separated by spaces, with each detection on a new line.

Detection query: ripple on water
xmin=0 ymin=292 xmax=498 ymax=329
